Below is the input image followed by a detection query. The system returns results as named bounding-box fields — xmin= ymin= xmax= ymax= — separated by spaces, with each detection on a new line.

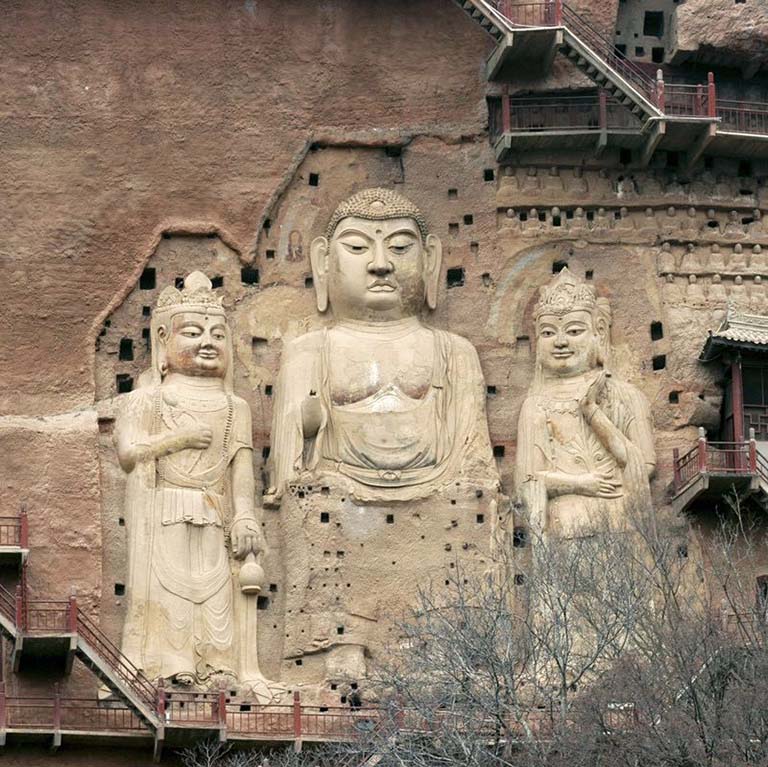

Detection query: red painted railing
xmin=672 ymin=432 xmax=767 ymax=495
xmin=492 ymin=91 xmax=642 ymax=136
xmin=487 ymin=1 xmax=768 ymax=134
xmin=0 ymin=510 xmax=27 ymax=548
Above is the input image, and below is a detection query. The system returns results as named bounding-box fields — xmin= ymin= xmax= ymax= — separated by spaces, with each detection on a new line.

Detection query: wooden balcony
xmin=671 ymin=429 xmax=768 ymax=514
xmin=0 ymin=511 xmax=29 ymax=569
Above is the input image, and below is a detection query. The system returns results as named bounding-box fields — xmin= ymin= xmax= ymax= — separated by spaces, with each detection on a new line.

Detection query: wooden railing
xmin=491 ymin=90 xmax=642 ymax=137
xmin=486 ymin=1 xmax=768 ymax=134
xmin=0 ymin=510 xmax=27 ymax=548
xmin=672 ymin=429 xmax=768 ymax=495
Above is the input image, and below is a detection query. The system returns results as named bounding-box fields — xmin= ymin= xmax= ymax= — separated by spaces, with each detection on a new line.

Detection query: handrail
xmin=672 ymin=436 xmax=768 ymax=495
xmin=485 ymin=0 xmax=768 ymax=134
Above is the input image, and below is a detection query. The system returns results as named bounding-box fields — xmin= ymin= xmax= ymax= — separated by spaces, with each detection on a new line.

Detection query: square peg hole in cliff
xmin=265 ymin=385 xmax=273 ymax=397
xmin=446 ymin=267 xmax=465 ymax=288
xmin=514 ymin=573 xmax=526 ymax=586
xmin=669 ymin=390 xmax=680 ymax=404
xmin=308 ymin=173 xmax=320 ymax=187
xmin=305 ymin=276 xmax=314 ymax=289
xmin=119 ymin=338 xmax=134 ymax=361
xmin=449 ymin=223 xmax=459 ymax=236
xmin=487 ymin=385 xmax=497 ymax=396
xmin=320 ymin=512 xmax=330 ymax=523
xmin=448 ymin=188 xmax=458 ymax=199
xmin=139 ymin=268 xmax=156 ymax=290
xmin=386 ymin=514 xmax=394 ymax=524
xmin=476 ymin=514 xmax=485 ymax=524
xmin=114 ymin=583 xmax=125 ymax=596
xmin=652 ymin=354 xmax=667 ymax=371
xmin=266 ymin=249 xmax=276 ymax=260
xmin=463 ymin=214 xmax=474 ymax=226
xmin=552 ymin=260 xmax=568 ymax=273
xmin=269 ymin=583 xmax=278 ymax=593
xmin=493 ymin=445 xmax=505 ymax=458
xmin=116 ymin=374 xmax=134 ymax=394
xmin=241 ymin=267 xmax=260 ymax=285
xmin=211 ymin=276 xmax=224 ymax=289
xmin=175 ymin=277 xmax=185 ymax=289
xmin=650 ymin=321 xmax=664 ymax=341
xmin=142 ymin=305 xmax=151 ymax=317
xmin=262 ymin=446 xmax=271 ymax=460
xmin=484 ymin=168 xmax=495 ymax=181
xmin=257 ymin=596 xmax=270 ymax=610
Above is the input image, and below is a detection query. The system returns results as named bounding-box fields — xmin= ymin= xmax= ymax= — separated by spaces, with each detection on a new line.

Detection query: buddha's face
xmin=162 ymin=311 xmax=229 ymax=378
xmin=537 ymin=310 xmax=599 ymax=378
xmin=327 ymin=216 xmax=426 ymax=319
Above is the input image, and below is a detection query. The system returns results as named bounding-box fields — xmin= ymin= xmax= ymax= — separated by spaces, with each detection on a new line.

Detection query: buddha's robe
xmin=267 ymin=324 xmax=497 ymax=504
xmin=116 ymin=385 xmax=252 ymax=682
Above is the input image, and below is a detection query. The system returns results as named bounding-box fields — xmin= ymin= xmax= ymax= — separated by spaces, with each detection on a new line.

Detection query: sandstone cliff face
xmin=671 ymin=0 xmax=768 ymax=76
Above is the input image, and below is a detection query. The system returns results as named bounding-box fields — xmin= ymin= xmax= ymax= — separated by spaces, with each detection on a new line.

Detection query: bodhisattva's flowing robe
xmin=116 ymin=386 xmax=252 ymax=681
xmin=516 ymin=377 xmax=655 ymax=538
xmin=266 ymin=326 xmax=498 ymax=504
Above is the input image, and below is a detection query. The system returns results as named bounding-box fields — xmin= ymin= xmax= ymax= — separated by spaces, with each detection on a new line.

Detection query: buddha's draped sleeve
xmin=231 ymin=396 xmax=254 ymax=457
xmin=265 ymin=332 xmax=324 ymax=506
xmin=618 ymin=381 xmax=656 ymax=476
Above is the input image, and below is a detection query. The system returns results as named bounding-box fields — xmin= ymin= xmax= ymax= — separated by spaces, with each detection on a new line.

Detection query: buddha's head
xmin=533 ymin=268 xmax=610 ymax=379
xmin=150 ymin=271 xmax=231 ymax=384
xmin=310 ymin=188 xmax=441 ymax=321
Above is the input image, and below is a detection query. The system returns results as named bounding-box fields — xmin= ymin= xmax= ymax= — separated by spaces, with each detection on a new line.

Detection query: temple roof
xmin=701 ymin=308 xmax=768 ymax=359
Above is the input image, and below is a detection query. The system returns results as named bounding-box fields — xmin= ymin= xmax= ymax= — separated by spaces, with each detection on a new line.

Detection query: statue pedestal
xmin=278 ymin=478 xmax=501 ymax=687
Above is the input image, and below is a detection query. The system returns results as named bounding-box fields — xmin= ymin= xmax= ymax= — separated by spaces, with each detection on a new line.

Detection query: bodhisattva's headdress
xmin=325 ymin=188 xmax=430 ymax=241
xmin=534 ymin=267 xmax=600 ymax=320
xmin=146 ymin=271 xmax=233 ymax=389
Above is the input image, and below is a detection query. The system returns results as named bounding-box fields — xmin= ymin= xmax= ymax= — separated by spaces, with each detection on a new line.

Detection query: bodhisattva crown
xmin=326 ymin=187 xmax=430 ymax=241
xmin=534 ymin=267 xmax=597 ymax=320
xmin=155 ymin=271 xmax=224 ymax=316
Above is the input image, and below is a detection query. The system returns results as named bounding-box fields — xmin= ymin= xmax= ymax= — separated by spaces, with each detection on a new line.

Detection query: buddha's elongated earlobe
xmin=310 ymin=236 xmax=330 ymax=313
xmin=424 ymin=234 xmax=442 ymax=311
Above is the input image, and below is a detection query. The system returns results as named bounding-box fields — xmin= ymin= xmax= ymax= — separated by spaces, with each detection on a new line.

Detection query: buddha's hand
xmin=579 ymin=471 xmax=622 ymax=499
xmin=301 ymin=392 xmax=325 ymax=438
xmin=170 ymin=426 xmax=213 ymax=452
xmin=580 ymin=371 xmax=608 ymax=421
xmin=231 ymin=517 xmax=266 ymax=559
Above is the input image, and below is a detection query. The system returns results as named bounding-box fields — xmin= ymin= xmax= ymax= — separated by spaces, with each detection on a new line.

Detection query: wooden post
xmin=14 ymin=585 xmax=24 ymax=631
xmin=672 ymin=447 xmax=681 ymax=490
xmin=554 ymin=0 xmax=563 ymax=26
xmin=655 ymin=69 xmax=665 ymax=112
xmin=0 ymin=682 xmax=6 ymax=732
xmin=217 ymin=689 xmax=227 ymax=728
xmin=707 ymin=72 xmax=716 ymax=118
xmin=19 ymin=505 xmax=28 ymax=549
xmin=697 ymin=427 xmax=708 ymax=474
xmin=156 ymin=679 xmax=166 ymax=721
xmin=598 ymin=89 xmax=608 ymax=131
xmin=749 ymin=427 xmax=757 ymax=473
xmin=67 ymin=594 xmax=78 ymax=633
xmin=53 ymin=683 xmax=61 ymax=731
xmin=501 ymin=93 xmax=511 ymax=134
xmin=732 ymin=358 xmax=745 ymax=444
xmin=292 ymin=689 xmax=302 ymax=752
xmin=696 ymin=84 xmax=704 ymax=117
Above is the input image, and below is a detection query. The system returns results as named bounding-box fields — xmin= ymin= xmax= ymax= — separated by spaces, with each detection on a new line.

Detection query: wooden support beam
xmin=685 ymin=123 xmax=717 ymax=172
xmin=640 ymin=120 xmax=666 ymax=167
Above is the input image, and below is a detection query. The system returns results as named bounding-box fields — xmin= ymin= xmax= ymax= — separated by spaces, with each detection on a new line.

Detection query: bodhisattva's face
xmin=537 ymin=310 xmax=599 ymax=378
xmin=328 ymin=216 xmax=426 ymax=320
xmin=163 ymin=312 xmax=229 ymax=378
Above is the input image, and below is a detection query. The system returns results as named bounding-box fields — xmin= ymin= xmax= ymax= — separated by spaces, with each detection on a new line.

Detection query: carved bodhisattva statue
xmin=267 ymin=188 xmax=497 ymax=505
xmin=115 ymin=272 xmax=276 ymax=697
xmin=516 ymin=268 xmax=655 ymax=538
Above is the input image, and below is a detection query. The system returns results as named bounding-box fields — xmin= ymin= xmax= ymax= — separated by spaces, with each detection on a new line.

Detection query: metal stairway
xmin=453 ymin=0 xmax=663 ymax=120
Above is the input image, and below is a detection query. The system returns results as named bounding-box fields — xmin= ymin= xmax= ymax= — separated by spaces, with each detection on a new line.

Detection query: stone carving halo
xmin=533 ymin=266 xmax=597 ymax=320
xmin=155 ymin=270 xmax=225 ymax=317
xmin=325 ymin=187 xmax=430 ymax=241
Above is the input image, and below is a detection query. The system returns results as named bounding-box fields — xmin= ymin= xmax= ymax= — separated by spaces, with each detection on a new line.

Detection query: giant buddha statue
xmin=114 ymin=272 xmax=278 ymax=699
xmin=515 ymin=268 xmax=655 ymax=538
xmin=266 ymin=188 xmax=497 ymax=505
xmin=266 ymin=189 xmax=499 ymax=685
